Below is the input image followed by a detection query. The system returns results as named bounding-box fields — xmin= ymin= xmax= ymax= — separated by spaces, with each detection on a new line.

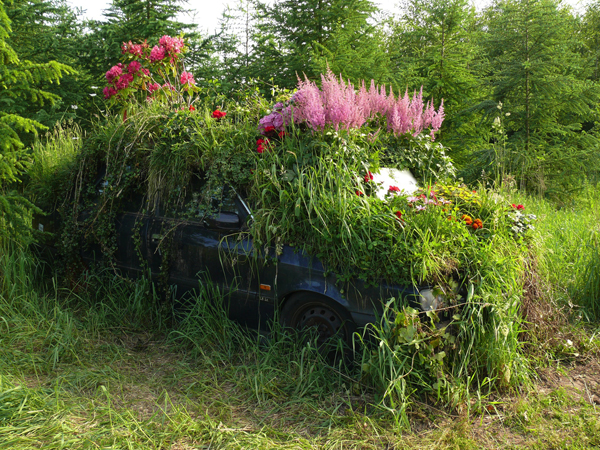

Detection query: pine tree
xmin=0 ymin=0 xmax=74 ymax=243
xmin=251 ymin=0 xmax=381 ymax=89
xmin=6 ymin=0 xmax=94 ymax=130
xmin=479 ymin=0 xmax=600 ymax=195
xmin=389 ymin=0 xmax=483 ymax=151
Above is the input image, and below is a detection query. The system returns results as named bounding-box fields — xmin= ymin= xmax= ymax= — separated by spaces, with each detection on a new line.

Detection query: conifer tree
xmin=479 ymin=0 xmax=600 ymax=194
xmin=389 ymin=0 xmax=482 ymax=151
xmin=251 ymin=0 xmax=381 ymax=89
xmin=0 ymin=0 xmax=74 ymax=242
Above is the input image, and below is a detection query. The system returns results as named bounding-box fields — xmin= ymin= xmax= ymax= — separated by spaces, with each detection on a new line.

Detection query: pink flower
xmin=116 ymin=73 xmax=134 ymax=90
xmin=180 ymin=71 xmax=195 ymax=86
xmin=127 ymin=60 xmax=141 ymax=74
xmin=105 ymin=65 xmax=122 ymax=83
xmin=147 ymin=82 xmax=161 ymax=93
xmin=158 ymin=35 xmax=184 ymax=55
xmin=149 ymin=45 xmax=166 ymax=62
xmin=103 ymin=86 xmax=117 ymax=99
xmin=141 ymin=68 xmax=150 ymax=77
xmin=122 ymin=41 xmax=144 ymax=57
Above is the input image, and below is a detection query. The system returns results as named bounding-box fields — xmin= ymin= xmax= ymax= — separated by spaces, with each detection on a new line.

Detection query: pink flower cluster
xmin=180 ymin=71 xmax=195 ymax=86
xmin=258 ymin=102 xmax=293 ymax=134
xmin=258 ymin=69 xmax=445 ymax=139
xmin=150 ymin=35 xmax=184 ymax=63
xmin=122 ymin=40 xmax=147 ymax=57
xmin=104 ymin=61 xmax=149 ymax=99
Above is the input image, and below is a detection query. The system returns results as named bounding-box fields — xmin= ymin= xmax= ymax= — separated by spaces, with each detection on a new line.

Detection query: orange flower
xmin=472 ymin=218 xmax=483 ymax=230
xmin=462 ymin=214 xmax=473 ymax=225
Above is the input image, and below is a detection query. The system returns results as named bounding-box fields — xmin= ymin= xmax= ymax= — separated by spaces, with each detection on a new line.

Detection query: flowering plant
xmin=103 ymin=35 xmax=198 ymax=110
xmin=257 ymin=69 xmax=444 ymax=139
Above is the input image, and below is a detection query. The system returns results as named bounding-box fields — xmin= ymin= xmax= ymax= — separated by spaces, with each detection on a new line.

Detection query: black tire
xmin=280 ymin=292 xmax=356 ymax=349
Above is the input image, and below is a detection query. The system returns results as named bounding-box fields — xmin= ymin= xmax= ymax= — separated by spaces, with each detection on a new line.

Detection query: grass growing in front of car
xmin=1 ymin=240 xmax=599 ymax=448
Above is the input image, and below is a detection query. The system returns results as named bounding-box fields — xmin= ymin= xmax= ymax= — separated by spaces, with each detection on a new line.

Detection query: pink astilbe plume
xmin=257 ymin=70 xmax=445 ymax=138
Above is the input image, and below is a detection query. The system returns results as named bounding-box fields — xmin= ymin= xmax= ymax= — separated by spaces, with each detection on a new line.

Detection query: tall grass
xmin=510 ymin=183 xmax=600 ymax=321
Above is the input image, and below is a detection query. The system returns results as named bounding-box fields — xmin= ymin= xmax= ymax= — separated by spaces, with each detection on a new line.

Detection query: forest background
xmin=3 ymin=0 xmax=600 ymax=200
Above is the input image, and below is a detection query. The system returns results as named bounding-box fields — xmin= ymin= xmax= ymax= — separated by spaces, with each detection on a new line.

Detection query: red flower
xmin=212 ymin=110 xmax=226 ymax=119
xmin=388 ymin=186 xmax=401 ymax=193
xmin=189 ymin=105 xmax=195 ymax=111
xmin=264 ymin=125 xmax=275 ymax=133
xmin=278 ymin=130 xmax=286 ymax=138
xmin=511 ymin=204 xmax=525 ymax=210
xmin=356 ymin=190 xmax=364 ymax=196
xmin=394 ymin=211 xmax=403 ymax=220
xmin=256 ymin=138 xmax=269 ymax=154
xmin=364 ymin=171 xmax=374 ymax=183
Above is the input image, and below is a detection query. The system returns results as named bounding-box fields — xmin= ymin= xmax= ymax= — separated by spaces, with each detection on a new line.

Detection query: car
xmin=38 ymin=166 xmax=448 ymax=346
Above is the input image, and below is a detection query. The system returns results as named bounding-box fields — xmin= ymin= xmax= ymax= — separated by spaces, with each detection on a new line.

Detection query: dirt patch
xmin=538 ymin=358 xmax=600 ymax=406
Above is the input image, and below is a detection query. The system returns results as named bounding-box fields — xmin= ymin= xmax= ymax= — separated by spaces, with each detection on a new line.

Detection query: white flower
xmin=71 ymin=105 xmax=78 ymax=110
xmin=91 ymin=86 xmax=99 ymax=89
xmin=89 ymin=93 xmax=97 ymax=97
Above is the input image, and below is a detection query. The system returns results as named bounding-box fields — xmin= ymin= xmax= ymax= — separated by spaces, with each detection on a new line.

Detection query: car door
xmin=144 ymin=184 xmax=266 ymax=326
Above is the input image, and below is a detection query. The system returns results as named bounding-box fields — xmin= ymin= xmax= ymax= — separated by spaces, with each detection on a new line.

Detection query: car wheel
xmin=280 ymin=292 xmax=355 ymax=349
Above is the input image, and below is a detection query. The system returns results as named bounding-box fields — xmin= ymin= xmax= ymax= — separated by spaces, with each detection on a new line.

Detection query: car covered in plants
xmin=34 ymin=38 xmax=484 ymax=346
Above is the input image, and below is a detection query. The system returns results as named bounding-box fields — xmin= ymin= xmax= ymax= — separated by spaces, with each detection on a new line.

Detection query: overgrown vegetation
xmin=2 ymin=0 xmax=600 ymax=444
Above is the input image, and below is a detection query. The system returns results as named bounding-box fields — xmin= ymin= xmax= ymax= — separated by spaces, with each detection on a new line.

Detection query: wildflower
xmin=462 ymin=214 xmax=473 ymax=225
xmin=278 ymin=130 xmax=286 ymax=138
xmin=256 ymin=138 xmax=268 ymax=154
xmin=89 ymin=93 xmax=97 ymax=97
xmin=212 ymin=110 xmax=226 ymax=119
xmin=189 ymin=105 xmax=195 ymax=111
xmin=264 ymin=125 xmax=275 ymax=133
xmin=472 ymin=218 xmax=483 ymax=230
xmin=180 ymin=71 xmax=196 ymax=86
xmin=407 ymin=196 xmax=419 ymax=203
xmin=70 ymin=105 xmax=78 ymax=110
xmin=394 ymin=211 xmax=403 ymax=220
xmin=415 ymin=205 xmax=427 ymax=211
xmin=356 ymin=190 xmax=364 ymax=196
xmin=388 ymin=186 xmax=401 ymax=193
xmin=364 ymin=171 xmax=374 ymax=183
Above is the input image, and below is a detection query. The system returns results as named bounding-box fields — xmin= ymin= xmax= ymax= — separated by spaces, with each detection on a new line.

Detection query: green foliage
xmin=252 ymin=0 xmax=383 ymax=89
xmin=389 ymin=0 xmax=483 ymax=152
xmin=474 ymin=0 xmax=600 ymax=196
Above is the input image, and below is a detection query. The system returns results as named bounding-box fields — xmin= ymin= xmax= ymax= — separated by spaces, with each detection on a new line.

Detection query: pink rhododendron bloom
xmin=162 ymin=82 xmax=175 ymax=91
xmin=127 ymin=60 xmax=141 ymax=74
xmin=116 ymin=73 xmax=134 ymax=90
xmin=180 ymin=71 xmax=195 ymax=86
xmin=149 ymin=45 xmax=166 ymax=62
xmin=122 ymin=41 xmax=144 ymax=57
xmin=141 ymin=68 xmax=150 ymax=76
xmin=147 ymin=82 xmax=161 ymax=93
xmin=159 ymin=35 xmax=184 ymax=55
xmin=103 ymin=86 xmax=117 ymax=99
xmin=105 ymin=65 xmax=122 ymax=83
